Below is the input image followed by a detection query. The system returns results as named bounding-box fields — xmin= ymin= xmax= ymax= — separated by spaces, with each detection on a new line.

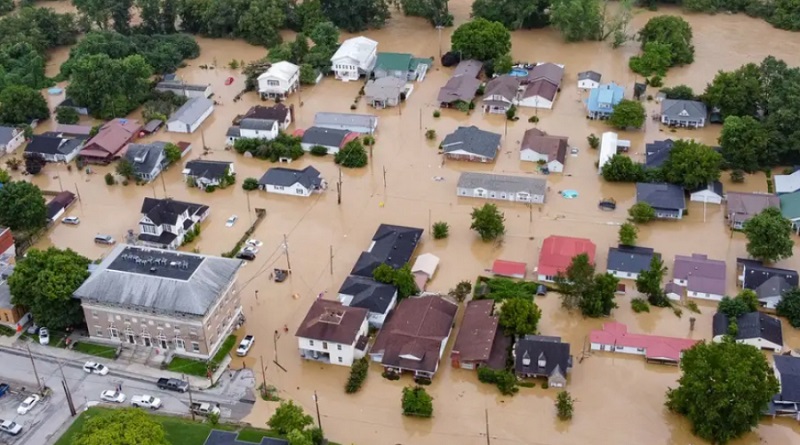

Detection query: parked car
xmin=0 ymin=419 xmax=22 ymax=436
xmin=156 ymin=378 xmax=189 ymax=393
xmin=83 ymin=362 xmax=109 ymax=375
xmin=100 ymin=390 xmax=126 ymax=403
xmin=245 ymin=239 xmax=262 ymax=247
xmin=225 ymin=215 xmax=238 ymax=227
xmin=131 ymin=395 xmax=162 ymax=410
xmin=94 ymin=234 xmax=115 ymax=245
xmin=62 ymin=216 xmax=80 ymax=225
xmin=0 ymin=383 xmax=9 ymax=398
xmin=190 ymin=401 xmax=220 ymax=417
xmin=26 ymin=323 xmax=39 ymax=334
xmin=17 ymin=394 xmax=40 ymax=415
xmin=236 ymin=250 xmax=256 ymax=261
xmin=236 ymin=335 xmax=255 ymax=356
xmin=38 ymin=328 xmax=49 ymax=345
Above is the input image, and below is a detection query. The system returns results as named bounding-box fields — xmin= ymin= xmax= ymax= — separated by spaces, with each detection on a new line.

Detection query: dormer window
xmin=538 ymin=352 xmax=546 ymax=368
xmin=522 ymin=350 xmax=531 ymax=366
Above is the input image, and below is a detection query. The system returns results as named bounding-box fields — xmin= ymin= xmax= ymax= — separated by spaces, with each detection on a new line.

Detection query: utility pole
xmin=246 ymin=192 xmax=252 ymax=224
xmin=329 ymin=245 xmax=333 ymax=275
xmin=201 ymin=130 xmax=207 ymax=151
xmin=57 ymin=361 xmax=76 ymax=416
xmin=336 ymin=168 xmax=342 ymax=205
xmin=184 ymin=374 xmax=196 ymax=421
xmin=259 ymin=355 xmax=268 ymax=397
xmin=313 ymin=391 xmax=324 ymax=438
xmin=283 ymin=234 xmax=291 ymax=271
xmin=418 ymin=108 xmax=422 ymax=131
xmin=485 ymin=408 xmax=491 ymax=445
xmin=436 ymin=25 xmax=444 ymax=60
xmin=160 ymin=172 xmax=168 ymax=198
xmin=273 ymin=330 xmax=280 ymax=367
xmin=26 ymin=344 xmax=42 ymax=392
xmin=382 ymin=166 xmax=387 ymax=191
xmin=428 ymin=209 xmax=431 ymax=234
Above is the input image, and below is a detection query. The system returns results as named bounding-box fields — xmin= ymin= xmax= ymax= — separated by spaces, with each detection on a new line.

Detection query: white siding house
xmin=166 ymin=98 xmax=214 ymax=134
xmin=257 ymin=61 xmax=300 ymax=99
xmin=226 ymin=119 xmax=279 ymax=146
xmin=258 ymin=166 xmax=324 ymax=198
xmin=0 ymin=127 xmax=25 ymax=155
xmin=295 ymin=300 xmax=370 ymax=367
xmin=331 ymin=36 xmax=378 ymax=81
xmin=577 ymin=71 xmax=601 ymax=90
xmin=457 ymin=172 xmax=547 ymax=204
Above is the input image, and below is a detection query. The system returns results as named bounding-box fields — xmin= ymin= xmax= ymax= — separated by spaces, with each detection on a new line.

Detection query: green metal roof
xmin=780 ymin=192 xmax=800 ymax=219
xmin=375 ymin=52 xmax=413 ymax=72
xmin=410 ymin=57 xmax=433 ymax=70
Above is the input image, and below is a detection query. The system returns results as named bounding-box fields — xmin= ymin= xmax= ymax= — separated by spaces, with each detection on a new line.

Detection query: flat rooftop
xmin=108 ymin=246 xmax=205 ymax=281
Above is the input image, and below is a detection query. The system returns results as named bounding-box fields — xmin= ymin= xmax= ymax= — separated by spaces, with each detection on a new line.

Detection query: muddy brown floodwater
xmin=14 ymin=1 xmax=800 ymax=444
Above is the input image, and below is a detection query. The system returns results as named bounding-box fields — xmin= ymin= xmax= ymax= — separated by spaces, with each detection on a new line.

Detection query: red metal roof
xmin=590 ymin=322 xmax=699 ymax=362
xmin=538 ymin=235 xmax=596 ymax=277
xmin=0 ymin=227 xmax=13 ymax=257
xmin=492 ymin=260 xmax=527 ymax=277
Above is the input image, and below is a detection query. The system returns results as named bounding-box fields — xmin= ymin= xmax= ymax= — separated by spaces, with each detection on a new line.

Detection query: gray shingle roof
xmin=301 ymin=126 xmax=351 ymax=147
xmin=25 ymin=135 xmax=63 ymax=155
xmin=607 ymin=245 xmax=656 ymax=274
xmin=184 ymin=160 xmax=232 ymax=180
xmin=125 ymin=142 xmax=166 ymax=177
xmin=661 ymin=99 xmax=708 ymax=120
xmin=338 ymin=275 xmax=397 ymax=314
xmin=73 ymin=244 xmax=243 ymax=316
xmin=239 ymin=118 xmax=277 ymax=131
xmin=0 ymin=126 xmax=17 ymax=145
xmin=672 ymin=253 xmax=726 ymax=296
xmin=457 ymin=172 xmax=547 ymax=197
xmin=514 ymin=335 xmax=572 ymax=378
xmin=156 ymin=81 xmax=210 ymax=93
xmin=645 ymin=139 xmax=674 ymax=168
xmin=314 ymin=112 xmax=377 ymax=131
xmin=365 ymin=77 xmax=405 ymax=101
xmin=774 ymin=355 xmax=800 ymax=402
xmin=168 ymin=97 xmax=214 ymax=126
xmin=577 ymin=71 xmax=601 ymax=82
xmin=441 ymin=126 xmax=501 ymax=159
xmin=636 ymin=182 xmax=686 ymax=210
xmin=258 ymin=166 xmax=322 ymax=189
xmin=737 ymin=258 xmax=799 ymax=290
xmin=712 ymin=312 xmax=783 ymax=347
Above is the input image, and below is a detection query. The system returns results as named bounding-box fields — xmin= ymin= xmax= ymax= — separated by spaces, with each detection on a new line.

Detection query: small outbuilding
xmin=166 ymin=97 xmax=214 ymax=134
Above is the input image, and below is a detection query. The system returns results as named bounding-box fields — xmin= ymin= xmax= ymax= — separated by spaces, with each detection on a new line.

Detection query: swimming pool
xmin=509 ymin=67 xmax=528 ymax=77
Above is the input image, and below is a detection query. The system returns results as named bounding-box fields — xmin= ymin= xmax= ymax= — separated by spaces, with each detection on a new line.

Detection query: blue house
xmin=586 ymin=82 xmax=624 ymax=119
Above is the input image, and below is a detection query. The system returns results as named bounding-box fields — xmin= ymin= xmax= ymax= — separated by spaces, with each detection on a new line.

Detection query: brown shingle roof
xmin=527 ymin=63 xmax=564 ymax=86
xmin=483 ymin=75 xmax=519 ymax=102
xmin=520 ymin=128 xmax=568 ymax=164
xmin=451 ymin=300 xmax=499 ymax=363
xmin=81 ymin=118 xmax=142 ymax=158
xmin=521 ymin=79 xmax=559 ymax=101
xmin=294 ymin=299 xmax=368 ymax=344
xmin=726 ymin=192 xmax=780 ymax=225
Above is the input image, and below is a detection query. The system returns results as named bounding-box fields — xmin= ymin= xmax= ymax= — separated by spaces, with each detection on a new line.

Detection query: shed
xmin=492 ymin=260 xmax=526 ymax=279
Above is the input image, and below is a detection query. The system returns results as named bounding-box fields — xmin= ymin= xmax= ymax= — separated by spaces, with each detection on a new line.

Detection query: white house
xmin=257 ymin=166 xmax=324 ymax=197
xmin=295 ymin=300 xmax=370 ymax=366
xmin=577 ymin=71 xmax=601 ymax=90
xmin=607 ymin=245 xmax=657 ymax=281
xmin=24 ymin=134 xmax=85 ymax=163
xmin=297 ymin=126 xmax=355 ymax=155
xmin=330 ymin=36 xmax=378 ymax=81
xmin=137 ymin=197 xmax=210 ymax=250
xmin=182 ymin=160 xmax=235 ymax=190
xmin=597 ymin=132 xmax=630 ymax=173
xmin=515 ymin=63 xmax=564 ymax=110
xmin=226 ymin=118 xmax=279 ymax=146
xmin=519 ymin=128 xmax=568 ymax=173
xmin=155 ymin=81 xmax=212 ymax=99
xmin=672 ymin=253 xmax=726 ymax=301
xmin=712 ymin=312 xmax=783 ymax=353
xmin=689 ymin=181 xmax=724 ymax=204
xmin=338 ymin=275 xmax=398 ymax=328
xmin=590 ymin=322 xmax=698 ymax=365
xmin=166 ymin=97 xmax=214 ymax=134
xmin=0 ymin=126 xmax=24 ymax=155
xmin=257 ymin=61 xmax=300 ymax=99
xmin=457 ymin=172 xmax=547 ymax=204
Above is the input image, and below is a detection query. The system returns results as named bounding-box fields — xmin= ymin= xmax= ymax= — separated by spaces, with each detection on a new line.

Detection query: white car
xmin=131 ymin=395 xmax=162 ymax=410
xmin=62 ymin=216 xmax=80 ymax=225
xmin=100 ymin=390 xmax=126 ymax=403
xmin=225 ymin=215 xmax=238 ymax=227
xmin=246 ymin=239 xmax=263 ymax=247
xmin=17 ymin=394 xmax=40 ymax=415
xmin=83 ymin=361 xmax=110 ymax=376
xmin=38 ymin=328 xmax=49 ymax=345
xmin=0 ymin=419 xmax=22 ymax=436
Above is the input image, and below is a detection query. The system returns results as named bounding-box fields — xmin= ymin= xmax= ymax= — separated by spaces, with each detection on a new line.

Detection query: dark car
xmin=0 ymin=383 xmax=9 ymax=398
xmin=236 ymin=251 xmax=256 ymax=261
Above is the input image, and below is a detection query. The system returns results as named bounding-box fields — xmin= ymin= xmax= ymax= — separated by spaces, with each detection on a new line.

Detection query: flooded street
xmin=11 ymin=2 xmax=800 ymax=444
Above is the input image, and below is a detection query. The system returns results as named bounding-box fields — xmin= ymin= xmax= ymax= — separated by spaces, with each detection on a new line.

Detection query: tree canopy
xmin=399 ymin=0 xmax=453 ymax=26
xmin=636 ymin=255 xmax=669 ymax=307
xmin=661 ymin=139 xmax=722 ymax=189
xmin=470 ymin=203 xmax=505 ymax=241
xmin=660 ymin=85 xmax=695 ymax=100
xmin=555 ymin=254 xmax=618 ymax=317
xmin=628 ymin=202 xmax=656 ymax=224
xmin=319 ymin=0 xmax=390 ymax=32
xmin=471 ymin=0 xmax=551 ymax=30
xmin=777 ymin=288 xmax=800 ymax=328
xmin=66 ymin=53 xmax=153 ymax=119
xmin=450 ymin=18 xmax=511 ymax=62
xmin=268 ymin=401 xmax=314 ymax=436
xmin=0 ymin=180 xmax=47 ymax=232
xmin=0 ymin=85 xmax=49 ymax=125
xmin=402 ymin=386 xmax=433 ymax=417
xmin=498 ymin=297 xmax=541 ymax=336
xmin=742 ymin=207 xmax=794 ymax=263
xmin=717 ymin=289 xmax=759 ymax=319
xmin=718 ymin=115 xmax=770 ymax=172
xmin=601 ymin=154 xmax=644 ymax=182
xmin=629 ymin=41 xmax=672 ymax=77
xmin=637 ymin=15 xmax=694 ymax=66
xmin=549 ymin=0 xmax=603 ymax=42
xmin=608 ymin=99 xmax=645 ymax=129
xmin=618 ymin=222 xmax=638 ymax=245
xmin=73 ymin=408 xmax=169 ymax=445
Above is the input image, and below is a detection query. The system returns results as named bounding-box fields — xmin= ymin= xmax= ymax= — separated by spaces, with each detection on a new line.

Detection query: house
xmin=226 ymin=118 xmax=279 ymax=146
xmin=636 ymin=182 xmax=686 ymax=220
xmin=516 ymin=63 xmax=564 ymax=109
xmin=660 ymin=99 xmax=708 ymax=128
xmin=257 ymin=61 xmax=300 ymax=99
xmin=607 ymin=245 xmax=657 ymax=280
xmin=726 ymin=192 xmax=781 ymax=229
xmin=331 ymin=36 xmax=379 ymax=81
xmin=295 ymin=127 xmax=358 ymax=155
xmin=56 ymin=97 xmax=89 ymax=115
xmin=364 ymin=77 xmax=407 ymax=108
xmin=768 ymin=355 xmax=800 ymax=418
xmin=586 ymin=82 xmax=624 ymax=119
xmin=644 ymin=139 xmax=674 ymax=169
xmin=350 ymin=224 xmax=423 ymax=278
xmin=55 ymin=124 xmax=92 ymax=138
xmin=0 ymin=227 xmax=14 ymax=258
xmin=80 ymin=118 xmax=142 ymax=164
xmin=155 ymin=81 xmax=213 ymax=99
xmin=672 ymin=254 xmax=727 ymax=301
xmin=242 ymin=104 xmax=293 ymax=130
xmin=138 ymin=197 xmax=210 ymax=250
xmin=451 ymin=300 xmax=510 ymax=370
xmin=0 ymin=126 xmax=24 ymax=154
xmin=373 ymin=52 xmax=432 ymax=82
xmin=411 ymin=253 xmax=439 ymax=292
xmin=46 ymin=191 xmax=77 ymax=223
xmin=712 ymin=312 xmax=783 ymax=352
xmin=514 ymin=335 xmax=572 ymax=387
xmin=736 ymin=258 xmax=799 ymax=309
xmin=492 ymin=260 xmax=527 ymax=279
xmin=690 ymin=181 xmax=725 ymax=204
xmin=0 ymin=262 xmax=26 ymax=328
xmin=257 ymin=166 xmax=324 ymax=197
xmin=203 ymin=430 xmax=288 ymax=445
xmin=755 ymin=276 xmax=793 ymax=310
xmin=183 ymin=160 xmax=235 ymax=190
xmin=774 ymin=170 xmax=800 ymax=195
xmin=72 ymin=245 xmax=244 ymax=359
xmin=313 ymin=112 xmax=378 ymax=134
xmin=590 ymin=322 xmax=699 ymax=364
xmin=441 ymin=126 xmax=502 ymax=163
xmin=577 ymin=70 xmax=601 ymax=89
xmin=781 ymin=192 xmax=800 ymax=234
xmin=665 ymin=282 xmax=684 ymax=301
xmin=337 ymin=275 xmax=397 ymax=329
xmin=296 ymin=299 xmax=369 ymax=366
xmin=481 ymin=75 xmax=519 ymax=114
xmin=124 ymin=141 xmax=172 ymax=182
xmin=370 ymin=296 xmax=458 ymax=379
xmin=457 ymin=172 xmax=547 ymax=203
xmin=537 ymin=236 xmax=596 ymax=282
xmin=25 ymin=134 xmax=85 ymax=163
xmin=597 ymin=132 xmax=631 ymax=173
xmin=142 ymin=120 xmax=163 ymax=135
xmin=519 ymin=128 xmax=569 ymax=172
xmin=167 ymin=97 xmax=214 ymax=134
xmin=437 ymin=59 xmax=483 ymax=107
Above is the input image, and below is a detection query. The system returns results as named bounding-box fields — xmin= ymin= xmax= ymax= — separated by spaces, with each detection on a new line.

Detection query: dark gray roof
xmin=244 ymin=104 xmax=290 ymax=121
xmin=258 ymin=166 xmax=321 ymax=189
xmin=301 ymin=126 xmax=351 ymax=147
xmin=441 ymin=126 xmax=502 ymax=159
xmin=457 ymin=172 xmax=547 ymax=197
xmin=644 ymin=139 xmax=674 ymax=169
xmin=0 ymin=263 xmax=13 ymax=310
xmin=712 ymin=312 xmax=783 ymax=346
xmin=755 ymin=275 xmax=793 ymax=300
xmin=203 ymin=430 xmax=287 ymax=445
xmin=24 ymin=135 xmax=63 ymax=155
xmin=350 ymin=224 xmax=423 ymax=278
xmin=514 ymin=335 xmax=572 ymax=378
xmin=226 ymin=127 xmax=241 ymax=138
xmin=184 ymin=160 xmax=232 ymax=180
xmin=73 ymin=245 xmax=243 ymax=316
xmin=314 ymin=112 xmax=377 ymax=131
xmin=453 ymin=59 xmax=483 ymax=77
xmin=636 ymin=182 xmax=686 ymax=211
xmin=240 ymin=118 xmax=277 ymax=131
xmin=125 ymin=142 xmax=166 ymax=177
xmin=577 ymin=71 xmax=601 ymax=82
xmin=437 ymin=75 xmax=481 ymax=103
xmin=774 ymin=355 xmax=800 ymax=403
xmin=607 ymin=245 xmax=656 ymax=274
xmin=0 ymin=126 xmax=17 ymax=145
xmin=168 ymin=97 xmax=214 ymax=125
xmin=156 ymin=81 xmax=210 ymax=92
xmin=737 ymin=258 xmax=799 ymax=290
xmin=661 ymin=99 xmax=708 ymax=120
xmin=338 ymin=275 xmax=397 ymax=314
xmin=689 ymin=180 xmax=724 ymax=196
xmin=140 ymin=197 xmax=208 ymax=226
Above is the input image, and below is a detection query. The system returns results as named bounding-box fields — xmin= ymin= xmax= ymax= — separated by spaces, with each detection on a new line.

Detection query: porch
xmin=299 ymin=348 xmax=331 ymax=364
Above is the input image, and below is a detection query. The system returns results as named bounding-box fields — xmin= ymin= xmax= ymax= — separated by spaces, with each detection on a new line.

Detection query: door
xmin=142 ymin=335 xmax=152 ymax=347
xmin=127 ymin=334 xmax=135 ymax=344
xmin=159 ymin=337 xmax=168 ymax=349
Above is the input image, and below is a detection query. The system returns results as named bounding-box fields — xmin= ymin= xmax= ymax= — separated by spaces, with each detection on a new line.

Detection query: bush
xmin=381 ymin=370 xmax=400 ymax=380
xmin=432 ymin=221 xmax=449 ymax=239
xmin=56 ymin=107 xmax=80 ymax=125
xmin=631 ymin=298 xmax=650 ymax=313
xmin=687 ymin=301 xmax=701 ymax=313
xmin=345 ymin=357 xmax=369 ymax=394
xmin=730 ymin=169 xmax=745 ymax=183
xmin=505 ymin=105 xmax=517 ymax=120
xmin=648 ymin=75 xmax=664 ymax=87
xmin=528 ymin=116 xmax=539 ymax=124
xmin=556 ymin=391 xmax=575 ymax=420
xmin=425 ymin=129 xmax=436 ymax=140
xmin=477 ymin=367 xmax=519 ymax=396
xmin=310 ymin=145 xmax=328 ymax=156
xmin=334 ymin=140 xmax=368 ymax=168
xmin=242 ymin=177 xmax=259 ymax=191
xmin=402 ymin=386 xmax=433 ymax=418
xmin=362 ymin=135 xmax=375 ymax=146
xmin=433 ymin=110 xmax=441 ymax=118
xmin=104 ymin=173 xmax=115 ymax=185
xmin=587 ymin=133 xmax=600 ymax=149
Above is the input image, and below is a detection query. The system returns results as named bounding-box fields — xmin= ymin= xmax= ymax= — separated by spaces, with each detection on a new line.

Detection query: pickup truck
xmin=236 ymin=335 xmax=255 ymax=356
xmin=131 ymin=395 xmax=162 ymax=410
xmin=190 ymin=401 xmax=221 ymax=417
xmin=156 ymin=378 xmax=189 ymax=393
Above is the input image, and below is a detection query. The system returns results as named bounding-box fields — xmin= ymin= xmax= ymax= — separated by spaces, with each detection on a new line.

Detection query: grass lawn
xmin=166 ymin=356 xmax=210 ymax=377
xmin=210 ymin=334 xmax=237 ymax=367
xmin=22 ymin=331 xmax=69 ymax=348
xmin=0 ymin=324 xmax=16 ymax=336
xmin=72 ymin=342 xmax=117 ymax=359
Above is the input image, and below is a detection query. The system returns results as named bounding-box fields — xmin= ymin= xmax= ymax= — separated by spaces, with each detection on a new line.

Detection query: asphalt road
xmin=0 ymin=350 xmax=255 ymax=445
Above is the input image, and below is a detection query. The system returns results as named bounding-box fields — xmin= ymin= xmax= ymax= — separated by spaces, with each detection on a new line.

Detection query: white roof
xmin=411 ymin=253 xmax=440 ymax=277
xmin=331 ymin=36 xmax=378 ymax=64
xmin=258 ymin=61 xmax=300 ymax=82
xmin=598 ymin=132 xmax=619 ymax=173
xmin=775 ymin=170 xmax=800 ymax=194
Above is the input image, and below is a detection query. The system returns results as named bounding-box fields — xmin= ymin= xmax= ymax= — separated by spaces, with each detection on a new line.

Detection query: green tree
xmin=334 ymin=140 xmax=368 ymax=168
xmin=73 ymin=0 xmax=113 ymax=29
xmin=555 ymin=390 xmax=575 ymax=420
xmin=162 ymin=0 xmax=178 ymax=32
xmin=0 ymin=85 xmax=49 ymax=125
xmin=9 ymin=247 xmax=90 ymax=330
xmin=164 ymin=143 xmax=182 ymax=165
xmin=392 ymin=264 xmax=419 ymax=299
xmin=309 ymin=21 xmax=340 ymax=47
xmin=110 ymin=0 xmax=133 ymax=34
xmin=601 ymin=154 xmax=644 ymax=182
xmin=450 ymin=18 xmax=511 ymax=62
xmin=666 ymin=340 xmax=779 ymax=445
xmin=432 ymin=221 xmax=449 ymax=239
xmin=743 ymin=207 xmax=794 ymax=263
xmin=638 ymin=15 xmax=694 ymax=66
xmin=628 ymin=41 xmax=673 ymax=77
xmin=66 ymin=53 xmax=153 ymax=119
xmin=268 ymin=401 xmax=314 ymax=436
xmin=608 ymin=99 xmax=645 ymax=129
xmin=286 ymin=429 xmax=313 ymax=445
xmin=0 ymin=169 xmax=10 ymax=184
xmin=587 ymin=133 xmax=600 ymax=149
xmin=701 ymin=63 xmax=762 ymax=119
xmin=717 ymin=289 xmax=759 ymax=319
xmin=718 ymin=116 xmax=769 ymax=172
xmin=372 ymin=263 xmax=395 ymax=284
xmin=73 ymin=408 xmax=168 ymax=445
xmin=237 ymin=0 xmax=286 ymax=47
xmin=320 ymin=0 xmax=390 ymax=33
xmin=137 ymin=0 xmax=162 ymax=33
xmin=580 ymin=273 xmax=618 ymax=317
xmin=660 ymin=85 xmax=695 ymax=100
xmin=0 ymin=181 xmax=46 ymax=232
xmin=448 ymin=280 xmax=472 ymax=302
xmin=636 ymin=255 xmax=669 ymax=307
xmin=242 ymin=177 xmax=259 ymax=191
xmin=618 ymin=222 xmax=638 ymax=245
xmin=0 ymin=0 xmax=13 ymax=15
xmin=554 ymin=253 xmax=595 ymax=310
xmin=399 ymin=0 xmax=453 ymax=26
xmin=116 ymin=159 xmax=135 ymax=179
xmin=498 ymin=297 xmax=541 ymax=336
xmin=0 ymin=42 xmax=49 ymax=90
xmin=470 ymin=203 xmax=505 ymax=241
xmin=56 ymin=107 xmax=80 ymax=125
xmin=661 ymin=139 xmax=722 ymax=189
xmin=299 ymin=63 xmax=317 ymax=85
xmin=471 ymin=0 xmax=551 ymax=30
xmin=493 ymin=53 xmax=513 ymax=75
xmin=628 ymin=202 xmax=656 ymax=223
xmin=549 ymin=0 xmax=603 ymax=42
xmin=402 ymin=386 xmax=433 ymax=418
xmin=777 ymin=288 xmax=800 ymax=328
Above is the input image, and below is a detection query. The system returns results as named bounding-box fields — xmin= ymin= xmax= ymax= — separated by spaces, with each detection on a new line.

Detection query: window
xmin=267 ymin=80 xmax=280 ymax=86
xmin=274 ymin=185 xmax=284 ymax=190
xmin=95 ymin=326 xmax=103 ymax=337
xmin=109 ymin=326 xmax=119 ymax=338
xmin=192 ymin=342 xmax=200 ymax=353
xmin=309 ymin=340 xmax=315 ymax=346
xmin=338 ymin=357 xmax=343 ymax=363
xmin=322 ymin=342 xmax=328 ymax=350
xmin=92 ymin=311 xmax=98 ymax=319
xmin=636 ymin=347 xmax=645 ymax=352
xmin=296 ymin=188 xmax=305 ymax=195
xmin=337 ymin=344 xmax=342 ymax=351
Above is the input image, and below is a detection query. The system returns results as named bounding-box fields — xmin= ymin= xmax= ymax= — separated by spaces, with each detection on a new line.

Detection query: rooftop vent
xmin=149 ymin=267 xmax=157 ymax=274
